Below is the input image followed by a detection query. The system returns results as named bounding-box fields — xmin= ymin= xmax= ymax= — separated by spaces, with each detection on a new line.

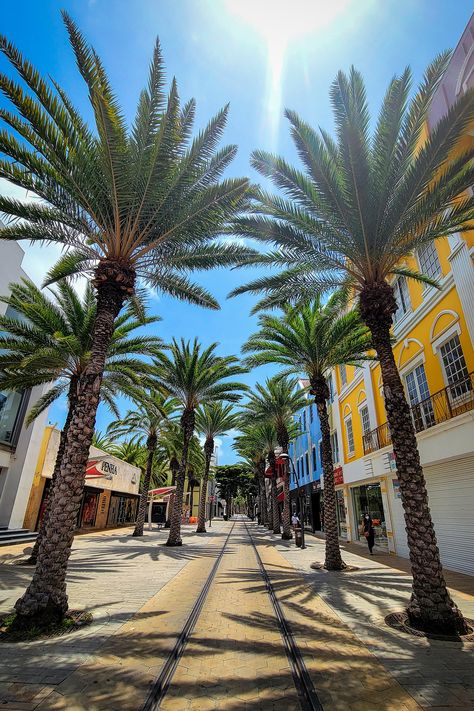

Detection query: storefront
xmin=351 ymin=482 xmax=388 ymax=550
xmin=23 ymin=426 xmax=141 ymax=533
xmin=335 ymin=490 xmax=348 ymax=539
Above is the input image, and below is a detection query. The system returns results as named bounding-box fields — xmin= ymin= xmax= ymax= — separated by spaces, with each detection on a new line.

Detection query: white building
xmin=0 ymin=240 xmax=51 ymax=539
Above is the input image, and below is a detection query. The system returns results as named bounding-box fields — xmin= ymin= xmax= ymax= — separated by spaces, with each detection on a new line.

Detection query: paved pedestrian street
xmin=0 ymin=519 xmax=473 ymax=710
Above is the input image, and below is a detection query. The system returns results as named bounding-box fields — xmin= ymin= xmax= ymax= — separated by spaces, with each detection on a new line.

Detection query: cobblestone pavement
xmin=0 ymin=520 xmax=473 ymax=710
xmin=275 ymin=529 xmax=474 ymax=710
xmin=0 ymin=522 xmax=228 ymax=710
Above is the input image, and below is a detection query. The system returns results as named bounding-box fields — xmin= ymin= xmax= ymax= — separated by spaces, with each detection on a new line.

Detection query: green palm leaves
xmin=242 ymin=295 xmax=371 ymax=387
xmin=231 ymin=56 xmax=474 ymax=303
xmin=0 ymin=279 xmax=161 ymax=423
xmin=0 ymin=14 xmax=252 ymax=308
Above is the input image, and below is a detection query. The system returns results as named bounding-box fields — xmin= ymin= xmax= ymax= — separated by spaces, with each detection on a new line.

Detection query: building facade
xmin=288 ymin=23 xmax=474 ymax=575
xmin=0 ymin=240 xmax=51 ymax=532
xmin=23 ymin=426 xmax=141 ymax=532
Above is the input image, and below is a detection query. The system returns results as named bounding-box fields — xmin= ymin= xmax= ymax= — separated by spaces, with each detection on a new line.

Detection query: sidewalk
xmin=271 ymin=529 xmax=474 ymax=709
xmin=0 ymin=522 xmax=228 ymax=710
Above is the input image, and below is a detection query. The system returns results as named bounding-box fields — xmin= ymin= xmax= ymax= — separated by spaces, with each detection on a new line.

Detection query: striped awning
xmin=148 ymin=486 xmax=176 ymax=498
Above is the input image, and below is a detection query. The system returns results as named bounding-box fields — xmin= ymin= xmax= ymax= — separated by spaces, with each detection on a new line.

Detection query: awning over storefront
xmin=148 ymin=486 xmax=176 ymax=499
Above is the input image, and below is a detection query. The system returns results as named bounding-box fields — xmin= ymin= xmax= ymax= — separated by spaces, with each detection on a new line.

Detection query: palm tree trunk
xmin=133 ymin=435 xmax=156 ymax=537
xmin=196 ymin=438 xmax=213 ymax=533
xmin=281 ymin=475 xmax=292 ymax=540
xmin=360 ymin=282 xmax=468 ymax=635
xmin=26 ymin=379 xmax=78 ymax=565
xmin=268 ymin=451 xmax=280 ymax=534
xmin=165 ymin=464 xmax=178 ymax=529
xmin=258 ymin=461 xmax=268 ymax=526
xmin=14 ymin=265 xmax=133 ymax=627
xmin=166 ymin=408 xmax=195 ymax=546
xmin=312 ymin=378 xmax=346 ymax=571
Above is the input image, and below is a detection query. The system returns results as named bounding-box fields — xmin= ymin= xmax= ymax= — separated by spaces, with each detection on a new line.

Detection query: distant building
xmin=0 ymin=240 xmax=51 ymax=538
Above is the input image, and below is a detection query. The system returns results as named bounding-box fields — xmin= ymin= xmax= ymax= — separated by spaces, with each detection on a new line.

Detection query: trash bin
xmin=294 ymin=528 xmax=302 ymax=547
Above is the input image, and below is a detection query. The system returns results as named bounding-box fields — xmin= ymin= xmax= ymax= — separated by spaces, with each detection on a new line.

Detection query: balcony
xmin=363 ymin=372 xmax=474 ymax=455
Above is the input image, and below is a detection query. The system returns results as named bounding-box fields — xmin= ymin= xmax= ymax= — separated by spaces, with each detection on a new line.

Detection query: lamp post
xmin=279 ymin=453 xmax=305 ymax=550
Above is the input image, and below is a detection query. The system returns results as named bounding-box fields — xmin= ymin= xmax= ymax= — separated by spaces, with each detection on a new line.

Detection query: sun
xmin=225 ymin=0 xmax=350 ymax=142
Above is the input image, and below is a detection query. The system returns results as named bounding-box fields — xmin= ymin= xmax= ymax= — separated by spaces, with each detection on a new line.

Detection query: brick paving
xmin=275 ymin=529 xmax=474 ymax=710
xmin=0 ymin=519 xmax=473 ymax=710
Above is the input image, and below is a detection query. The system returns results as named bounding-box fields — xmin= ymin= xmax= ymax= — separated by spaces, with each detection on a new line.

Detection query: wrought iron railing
xmin=363 ymin=372 xmax=474 ymax=455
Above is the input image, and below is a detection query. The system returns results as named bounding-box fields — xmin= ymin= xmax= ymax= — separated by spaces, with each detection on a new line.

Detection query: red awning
xmin=277 ymin=491 xmax=284 ymax=503
xmin=148 ymin=486 xmax=176 ymax=497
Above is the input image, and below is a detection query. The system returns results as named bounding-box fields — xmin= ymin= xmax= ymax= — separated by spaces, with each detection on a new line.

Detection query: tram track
xmin=139 ymin=521 xmax=236 ymax=711
xmin=244 ymin=521 xmax=323 ymax=711
xmin=140 ymin=518 xmax=323 ymax=711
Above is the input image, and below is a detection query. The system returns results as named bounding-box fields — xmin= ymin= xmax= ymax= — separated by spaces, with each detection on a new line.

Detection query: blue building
xmin=288 ymin=378 xmax=341 ymax=532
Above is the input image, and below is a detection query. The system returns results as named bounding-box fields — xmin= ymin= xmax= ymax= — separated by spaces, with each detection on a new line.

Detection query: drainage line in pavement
xmin=139 ymin=521 xmax=236 ymax=711
xmin=245 ymin=522 xmax=323 ymax=711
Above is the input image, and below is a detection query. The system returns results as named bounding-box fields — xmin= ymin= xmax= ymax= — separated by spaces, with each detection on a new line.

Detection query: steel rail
xmin=244 ymin=521 xmax=323 ymax=711
xmin=139 ymin=521 xmax=236 ymax=711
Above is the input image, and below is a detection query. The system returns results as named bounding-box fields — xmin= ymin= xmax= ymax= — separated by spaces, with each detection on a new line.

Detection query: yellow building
xmin=332 ymin=22 xmax=474 ymax=575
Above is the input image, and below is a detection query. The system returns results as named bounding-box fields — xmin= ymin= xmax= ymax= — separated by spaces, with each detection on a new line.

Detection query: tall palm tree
xmin=235 ymin=420 xmax=280 ymax=533
xmin=195 ymin=402 xmax=240 ymax=533
xmin=155 ymin=339 xmax=246 ymax=546
xmin=0 ymin=279 xmax=160 ymax=565
xmin=232 ymin=59 xmax=474 ymax=633
xmin=107 ymin=392 xmax=177 ymax=536
xmin=241 ymin=377 xmax=307 ymax=540
xmin=233 ymin=434 xmax=269 ymax=527
xmin=242 ymin=296 xmax=370 ymax=569
xmin=0 ymin=17 xmax=251 ymax=626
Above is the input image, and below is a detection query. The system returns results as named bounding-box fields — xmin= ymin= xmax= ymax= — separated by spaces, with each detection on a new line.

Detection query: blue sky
xmin=1 ymin=0 xmax=473 ymax=463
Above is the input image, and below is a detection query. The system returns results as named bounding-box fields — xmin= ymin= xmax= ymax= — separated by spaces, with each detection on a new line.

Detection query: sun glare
xmin=226 ymin=0 xmax=350 ymax=142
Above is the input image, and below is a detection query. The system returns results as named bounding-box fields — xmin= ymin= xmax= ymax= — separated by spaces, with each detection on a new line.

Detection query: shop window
xmin=393 ymin=276 xmax=410 ymax=323
xmin=359 ymin=404 xmax=371 ymax=436
xmin=351 ymin=483 xmax=388 ymax=549
xmin=0 ymin=389 xmax=26 ymax=447
xmin=303 ymin=409 xmax=307 ymax=431
xmin=330 ymin=431 xmax=339 ymax=463
xmin=305 ymin=451 xmax=310 ymax=477
xmin=340 ymin=364 xmax=347 ymax=387
xmin=319 ymin=439 xmax=323 ymax=464
xmin=439 ymin=334 xmax=470 ymax=398
xmin=312 ymin=446 xmax=317 ymax=472
xmin=345 ymin=416 xmax=354 ymax=455
xmin=80 ymin=490 xmax=99 ymax=528
xmin=417 ymin=242 xmax=441 ymax=282
xmin=309 ymin=404 xmax=313 ymax=422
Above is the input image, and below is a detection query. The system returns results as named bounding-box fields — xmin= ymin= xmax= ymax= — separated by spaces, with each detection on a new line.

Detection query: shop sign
xmin=86 ymin=458 xmax=118 ymax=480
xmin=392 ymin=479 xmax=401 ymax=499
xmin=333 ymin=466 xmax=344 ymax=486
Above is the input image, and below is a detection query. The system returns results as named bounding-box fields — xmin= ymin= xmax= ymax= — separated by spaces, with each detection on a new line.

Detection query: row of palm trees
xmin=0 ymin=14 xmax=472 ymax=636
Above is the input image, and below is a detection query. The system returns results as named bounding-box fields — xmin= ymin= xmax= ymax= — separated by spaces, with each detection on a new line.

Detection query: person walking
xmin=291 ymin=512 xmax=300 ymax=531
xmin=363 ymin=514 xmax=375 ymax=555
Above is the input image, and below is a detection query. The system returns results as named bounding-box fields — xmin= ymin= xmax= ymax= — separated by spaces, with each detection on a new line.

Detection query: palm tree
xmin=107 ymin=392 xmax=177 ymax=536
xmin=155 ymin=339 xmax=246 ymax=546
xmin=232 ymin=60 xmax=474 ymax=633
xmin=195 ymin=403 xmax=239 ymax=533
xmin=235 ymin=420 xmax=280 ymax=533
xmin=242 ymin=295 xmax=370 ymax=569
xmin=0 ymin=17 xmax=251 ymax=626
xmin=0 ymin=279 xmax=160 ymax=565
xmin=241 ymin=377 xmax=307 ymax=540
xmin=233 ymin=434 xmax=269 ymax=527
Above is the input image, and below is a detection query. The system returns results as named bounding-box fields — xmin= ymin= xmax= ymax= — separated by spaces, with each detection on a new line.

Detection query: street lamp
xmin=279 ymin=452 xmax=306 ymax=550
